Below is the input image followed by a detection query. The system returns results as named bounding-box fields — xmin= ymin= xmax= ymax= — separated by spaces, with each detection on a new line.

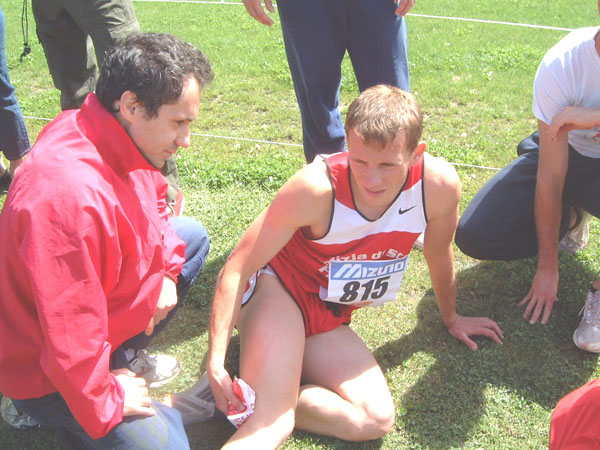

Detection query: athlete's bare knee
xmin=341 ymin=402 xmax=394 ymax=441
xmin=362 ymin=403 xmax=395 ymax=440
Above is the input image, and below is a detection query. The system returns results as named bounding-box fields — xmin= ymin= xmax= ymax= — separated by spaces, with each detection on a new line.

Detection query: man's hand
xmin=242 ymin=0 xmax=275 ymax=26
xmin=113 ymin=369 xmax=156 ymax=417
xmin=548 ymin=107 xmax=600 ymax=142
xmin=207 ymin=363 xmax=243 ymax=414
xmin=145 ymin=276 xmax=178 ymax=335
xmin=518 ymin=269 xmax=559 ymax=325
xmin=394 ymin=0 xmax=416 ymax=17
xmin=447 ymin=315 xmax=504 ymax=351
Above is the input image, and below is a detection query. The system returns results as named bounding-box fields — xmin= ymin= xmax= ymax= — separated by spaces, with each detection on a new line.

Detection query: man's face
xmin=347 ymin=129 xmax=424 ymax=213
xmin=126 ymin=76 xmax=201 ymax=168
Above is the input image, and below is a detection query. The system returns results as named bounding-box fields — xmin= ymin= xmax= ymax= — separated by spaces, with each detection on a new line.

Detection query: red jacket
xmin=0 ymin=94 xmax=186 ymax=438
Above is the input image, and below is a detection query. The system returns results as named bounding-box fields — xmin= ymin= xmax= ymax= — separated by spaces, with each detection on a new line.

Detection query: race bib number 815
xmin=321 ymin=256 xmax=409 ymax=307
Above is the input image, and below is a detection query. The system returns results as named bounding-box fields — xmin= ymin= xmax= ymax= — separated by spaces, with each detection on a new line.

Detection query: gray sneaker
xmin=0 ymin=397 xmax=40 ymax=429
xmin=559 ymin=209 xmax=590 ymax=255
xmin=170 ymin=372 xmax=218 ymax=424
xmin=127 ymin=349 xmax=181 ymax=389
xmin=573 ymin=289 xmax=600 ymax=353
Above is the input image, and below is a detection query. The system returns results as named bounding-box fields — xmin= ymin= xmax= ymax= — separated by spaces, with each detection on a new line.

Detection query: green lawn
xmin=1 ymin=0 xmax=599 ymax=448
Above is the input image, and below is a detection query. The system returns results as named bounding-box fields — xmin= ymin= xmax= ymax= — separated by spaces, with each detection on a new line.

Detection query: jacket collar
xmin=76 ymin=93 xmax=158 ymax=178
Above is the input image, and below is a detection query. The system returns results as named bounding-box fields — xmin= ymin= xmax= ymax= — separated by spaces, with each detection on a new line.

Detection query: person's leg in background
xmin=277 ymin=0 xmax=347 ymax=162
xmin=0 ymin=6 xmax=30 ymax=188
xmin=455 ymin=133 xmax=572 ymax=261
xmin=348 ymin=0 xmax=410 ymax=93
xmin=67 ymin=0 xmax=139 ymax=68
xmin=32 ymin=0 xmax=97 ymax=110
xmin=32 ymin=0 xmax=139 ymax=111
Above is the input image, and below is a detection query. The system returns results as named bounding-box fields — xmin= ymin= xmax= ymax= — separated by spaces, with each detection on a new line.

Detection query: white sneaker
xmin=559 ymin=209 xmax=590 ymax=255
xmin=573 ymin=289 xmax=600 ymax=353
xmin=127 ymin=349 xmax=181 ymax=389
xmin=0 ymin=397 xmax=40 ymax=429
xmin=413 ymin=231 xmax=425 ymax=250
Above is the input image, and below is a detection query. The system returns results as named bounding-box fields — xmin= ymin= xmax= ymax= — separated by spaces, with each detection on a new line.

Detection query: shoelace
xmin=131 ymin=350 xmax=157 ymax=373
xmin=580 ymin=291 xmax=600 ymax=327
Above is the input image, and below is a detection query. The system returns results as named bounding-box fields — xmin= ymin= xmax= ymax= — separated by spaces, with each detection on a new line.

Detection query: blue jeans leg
xmin=0 ymin=6 xmax=31 ymax=160
xmin=115 ymin=216 xmax=209 ymax=352
xmin=14 ymin=394 xmax=189 ymax=450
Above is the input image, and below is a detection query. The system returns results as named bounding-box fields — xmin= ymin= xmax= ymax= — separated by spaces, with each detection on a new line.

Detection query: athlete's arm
xmin=207 ymin=161 xmax=332 ymax=413
xmin=518 ymin=120 xmax=569 ymax=325
xmin=423 ymin=154 xmax=504 ymax=350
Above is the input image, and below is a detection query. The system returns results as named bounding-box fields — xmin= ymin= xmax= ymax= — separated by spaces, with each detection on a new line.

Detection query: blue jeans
xmin=14 ymin=217 xmax=209 ymax=449
xmin=456 ymin=132 xmax=600 ymax=260
xmin=0 ymin=6 xmax=31 ymax=160
xmin=15 ymin=395 xmax=189 ymax=450
xmin=277 ymin=0 xmax=409 ymax=162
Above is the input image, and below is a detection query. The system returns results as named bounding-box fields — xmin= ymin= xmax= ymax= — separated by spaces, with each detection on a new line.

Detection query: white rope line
xmin=408 ymin=13 xmax=574 ymax=32
xmin=22 ymin=115 xmax=501 ymax=171
xmin=133 ymin=0 xmax=574 ymax=32
xmin=191 ymin=132 xmax=302 ymax=147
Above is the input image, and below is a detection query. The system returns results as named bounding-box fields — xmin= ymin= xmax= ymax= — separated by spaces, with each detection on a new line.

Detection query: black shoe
xmin=0 ymin=171 xmax=12 ymax=192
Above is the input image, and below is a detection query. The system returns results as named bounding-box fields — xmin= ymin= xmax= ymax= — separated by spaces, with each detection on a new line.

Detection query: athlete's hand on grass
xmin=394 ymin=0 xmax=416 ymax=17
xmin=207 ymin=364 xmax=243 ymax=414
xmin=446 ymin=314 xmax=504 ymax=351
xmin=112 ymin=368 xmax=156 ymax=417
xmin=518 ymin=269 xmax=558 ymax=325
xmin=145 ymin=276 xmax=178 ymax=335
xmin=242 ymin=0 xmax=275 ymax=26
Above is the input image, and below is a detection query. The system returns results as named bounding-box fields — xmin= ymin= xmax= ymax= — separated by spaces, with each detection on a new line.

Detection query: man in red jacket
xmin=0 ymin=33 xmax=212 ymax=449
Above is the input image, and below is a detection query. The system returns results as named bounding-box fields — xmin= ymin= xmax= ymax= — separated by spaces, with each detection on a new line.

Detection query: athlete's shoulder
xmin=423 ymin=152 xmax=460 ymax=190
xmin=287 ymin=156 xmax=334 ymax=199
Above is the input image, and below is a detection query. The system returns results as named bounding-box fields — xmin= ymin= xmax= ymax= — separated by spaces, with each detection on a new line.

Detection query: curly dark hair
xmin=96 ymin=32 xmax=213 ymax=117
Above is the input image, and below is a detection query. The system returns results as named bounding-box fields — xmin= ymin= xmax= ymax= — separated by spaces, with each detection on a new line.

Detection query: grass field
xmin=1 ymin=0 xmax=600 ymax=448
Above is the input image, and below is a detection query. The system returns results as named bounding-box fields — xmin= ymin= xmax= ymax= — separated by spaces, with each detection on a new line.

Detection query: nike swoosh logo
xmin=398 ymin=205 xmax=416 ymax=215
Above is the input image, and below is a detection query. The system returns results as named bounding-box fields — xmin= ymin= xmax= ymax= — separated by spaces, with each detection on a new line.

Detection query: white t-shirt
xmin=533 ymin=26 xmax=600 ymax=158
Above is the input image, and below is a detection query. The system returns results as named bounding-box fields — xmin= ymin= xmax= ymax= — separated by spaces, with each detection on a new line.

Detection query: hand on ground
xmin=518 ymin=270 xmax=558 ymax=325
xmin=447 ymin=314 xmax=504 ymax=351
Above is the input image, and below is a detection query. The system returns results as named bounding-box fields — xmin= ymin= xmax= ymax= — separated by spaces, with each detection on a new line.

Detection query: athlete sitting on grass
xmin=206 ymin=85 xmax=504 ymax=449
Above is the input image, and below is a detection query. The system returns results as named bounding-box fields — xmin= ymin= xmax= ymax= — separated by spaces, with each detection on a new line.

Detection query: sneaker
xmin=413 ymin=231 xmax=425 ymax=250
xmin=559 ymin=209 xmax=590 ymax=255
xmin=167 ymin=372 xmax=218 ymax=424
xmin=0 ymin=170 xmax=11 ymax=192
xmin=0 ymin=397 xmax=40 ymax=429
xmin=573 ymin=289 xmax=600 ymax=353
xmin=127 ymin=349 xmax=181 ymax=389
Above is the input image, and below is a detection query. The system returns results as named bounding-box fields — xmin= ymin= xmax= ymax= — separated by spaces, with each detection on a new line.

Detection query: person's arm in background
xmin=518 ymin=120 xmax=568 ymax=324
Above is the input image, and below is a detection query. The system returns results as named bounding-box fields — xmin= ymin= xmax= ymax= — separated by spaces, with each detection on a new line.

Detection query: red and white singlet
xmin=251 ymin=152 xmax=427 ymax=336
